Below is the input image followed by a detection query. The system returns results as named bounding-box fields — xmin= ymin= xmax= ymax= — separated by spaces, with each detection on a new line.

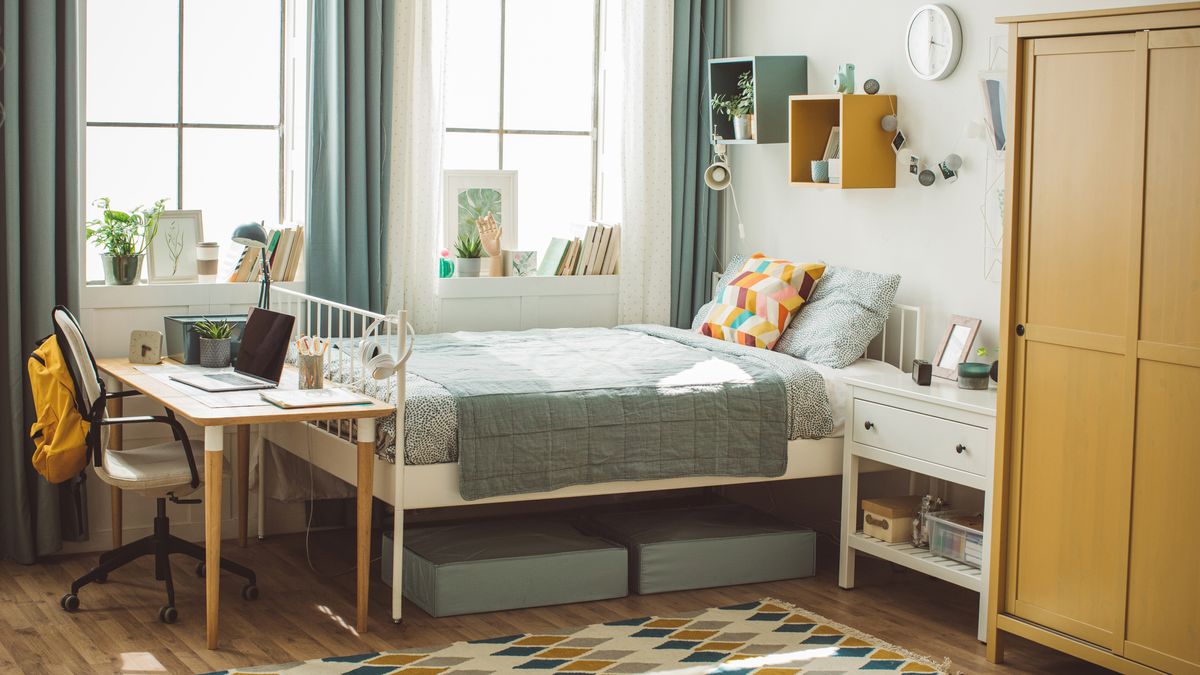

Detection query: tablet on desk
xmin=259 ymin=388 xmax=373 ymax=409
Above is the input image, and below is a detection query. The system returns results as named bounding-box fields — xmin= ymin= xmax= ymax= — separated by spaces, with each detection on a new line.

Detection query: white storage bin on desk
xmin=927 ymin=510 xmax=984 ymax=568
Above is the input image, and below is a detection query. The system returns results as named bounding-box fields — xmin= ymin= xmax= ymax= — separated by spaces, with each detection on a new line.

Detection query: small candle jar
xmin=196 ymin=242 xmax=220 ymax=283
xmin=298 ymin=353 xmax=324 ymax=390
xmin=957 ymin=362 xmax=991 ymax=390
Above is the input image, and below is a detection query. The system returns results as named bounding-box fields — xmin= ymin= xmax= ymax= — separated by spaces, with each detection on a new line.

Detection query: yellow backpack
xmin=28 ymin=331 xmax=98 ymax=484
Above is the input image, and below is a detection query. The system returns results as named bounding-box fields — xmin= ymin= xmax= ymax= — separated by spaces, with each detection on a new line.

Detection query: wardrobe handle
xmin=956 ymin=444 xmax=966 ymax=454
xmin=1015 ymin=324 xmax=1025 ymax=336
xmin=864 ymin=421 xmax=875 ymax=430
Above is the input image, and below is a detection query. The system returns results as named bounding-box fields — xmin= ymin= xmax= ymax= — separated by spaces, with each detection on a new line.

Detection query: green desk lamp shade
xmin=232 ymin=221 xmax=271 ymax=308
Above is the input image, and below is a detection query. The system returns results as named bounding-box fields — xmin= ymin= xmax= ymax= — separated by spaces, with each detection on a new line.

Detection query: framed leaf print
xmin=443 ymin=170 xmax=518 ymax=259
xmin=148 ymin=210 xmax=204 ymax=283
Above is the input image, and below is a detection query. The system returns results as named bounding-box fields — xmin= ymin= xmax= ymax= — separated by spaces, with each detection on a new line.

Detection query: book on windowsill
xmin=260 ymin=387 xmax=372 ymax=409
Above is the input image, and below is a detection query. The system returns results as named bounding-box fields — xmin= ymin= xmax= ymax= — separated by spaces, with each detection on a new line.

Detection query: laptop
xmin=171 ymin=308 xmax=296 ymax=392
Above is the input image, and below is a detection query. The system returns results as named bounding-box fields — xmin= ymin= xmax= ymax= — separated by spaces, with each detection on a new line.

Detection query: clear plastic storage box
xmin=927 ymin=510 xmax=984 ymax=568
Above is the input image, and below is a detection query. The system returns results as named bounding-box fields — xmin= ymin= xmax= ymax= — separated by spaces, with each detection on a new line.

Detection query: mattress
xmin=308 ymin=335 xmax=900 ymax=466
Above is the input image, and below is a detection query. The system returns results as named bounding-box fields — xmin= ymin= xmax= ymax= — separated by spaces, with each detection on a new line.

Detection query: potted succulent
xmin=193 ymin=319 xmax=234 ymax=368
xmin=86 ymin=197 xmax=167 ymax=285
xmin=454 ymin=233 xmax=483 ymax=277
xmin=711 ymin=71 xmax=755 ymax=140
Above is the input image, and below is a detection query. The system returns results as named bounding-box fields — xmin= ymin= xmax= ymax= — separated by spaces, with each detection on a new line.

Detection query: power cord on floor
xmin=303 ymin=428 xmax=381 ymax=578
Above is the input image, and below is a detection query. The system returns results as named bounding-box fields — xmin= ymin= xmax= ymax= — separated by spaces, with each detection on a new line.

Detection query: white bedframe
xmin=260 ymin=287 xmax=922 ymax=623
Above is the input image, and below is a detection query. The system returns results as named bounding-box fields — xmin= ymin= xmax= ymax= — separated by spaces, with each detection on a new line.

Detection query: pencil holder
xmin=298 ymin=354 xmax=324 ymax=390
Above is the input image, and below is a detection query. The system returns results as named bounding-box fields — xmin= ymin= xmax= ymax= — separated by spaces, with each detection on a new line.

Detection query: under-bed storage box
xmin=584 ymin=503 xmax=816 ymax=594
xmin=382 ymin=519 xmax=628 ymax=617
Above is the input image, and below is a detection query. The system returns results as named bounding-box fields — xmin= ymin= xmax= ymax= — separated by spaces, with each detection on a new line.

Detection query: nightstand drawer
xmin=852 ymin=399 xmax=989 ymax=475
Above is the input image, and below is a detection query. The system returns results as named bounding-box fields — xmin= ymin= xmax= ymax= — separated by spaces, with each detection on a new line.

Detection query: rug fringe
xmin=760 ymin=596 xmax=958 ymax=675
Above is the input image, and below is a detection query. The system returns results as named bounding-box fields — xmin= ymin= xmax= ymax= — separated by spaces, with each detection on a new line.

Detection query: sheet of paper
xmin=131 ymin=363 xmax=301 ymax=408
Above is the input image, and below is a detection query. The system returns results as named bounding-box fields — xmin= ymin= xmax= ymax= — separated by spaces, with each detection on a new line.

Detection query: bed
xmin=259 ymin=287 xmax=921 ymax=623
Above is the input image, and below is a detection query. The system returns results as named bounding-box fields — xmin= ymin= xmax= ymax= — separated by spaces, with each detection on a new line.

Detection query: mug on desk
xmin=298 ymin=353 xmax=324 ymax=389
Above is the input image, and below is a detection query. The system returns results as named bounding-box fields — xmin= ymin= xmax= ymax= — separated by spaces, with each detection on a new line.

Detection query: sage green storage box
xmin=382 ymin=520 xmax=628 ymax=617
xmin=585 ymin=503 xmax=816 ymax=594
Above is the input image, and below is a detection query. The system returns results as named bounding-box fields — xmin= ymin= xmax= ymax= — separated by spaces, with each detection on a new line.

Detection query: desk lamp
xmin=232 ymin=221 xmax=271 ymax=309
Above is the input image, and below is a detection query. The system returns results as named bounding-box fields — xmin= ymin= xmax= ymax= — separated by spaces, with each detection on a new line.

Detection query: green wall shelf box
xmin=709 ymin=55 xmax=808 ymax=145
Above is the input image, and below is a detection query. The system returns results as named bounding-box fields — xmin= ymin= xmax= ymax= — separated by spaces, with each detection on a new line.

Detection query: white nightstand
xmin=838 ymin=372 xmax=997 ymax=642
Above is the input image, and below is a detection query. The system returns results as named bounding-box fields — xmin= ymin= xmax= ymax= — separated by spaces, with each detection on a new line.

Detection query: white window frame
xmin=444 ymin=0 xmax=602 ymax=223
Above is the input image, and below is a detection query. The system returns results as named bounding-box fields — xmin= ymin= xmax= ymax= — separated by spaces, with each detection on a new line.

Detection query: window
xmin=84 ymin=0 xmax=306 ymax=281
xmin=442 ymin=0 xmax=600 ymax=255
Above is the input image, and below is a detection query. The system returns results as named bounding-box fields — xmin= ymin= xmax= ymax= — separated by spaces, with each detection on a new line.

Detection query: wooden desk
xmin=95 ymin=358 xmax=394 ymax=650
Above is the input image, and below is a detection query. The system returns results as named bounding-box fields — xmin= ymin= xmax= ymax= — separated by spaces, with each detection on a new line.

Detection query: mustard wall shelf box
xmin=709 ymin=55 xmax=808 ymax=145
xmin=789 ymin=94 xmax=898 ymax=189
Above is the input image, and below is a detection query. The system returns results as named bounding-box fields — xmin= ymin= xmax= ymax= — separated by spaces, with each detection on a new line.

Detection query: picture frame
xmin=932 ymin=315 xmax=982 ymax=380
xmin=148 ymin=210 xmax=204 ymax=283
xmin=979 ymin=70 xmax=1006 ymax=153
xmin=443 ymin=170 xmax=518 ymax=258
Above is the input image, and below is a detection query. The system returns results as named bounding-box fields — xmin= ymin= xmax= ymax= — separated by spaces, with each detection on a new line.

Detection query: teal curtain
xmin=1 ymin=0 xmax=85 ymax=563
xmin=306 ymin=0 xmax=394 ymax=313
xmin=670 ymin=0 xmax=725 ymax=328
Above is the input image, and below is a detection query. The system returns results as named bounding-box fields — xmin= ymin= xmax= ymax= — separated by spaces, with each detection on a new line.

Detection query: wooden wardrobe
xmin=989 ymin=4 xmax=1200 ymax=674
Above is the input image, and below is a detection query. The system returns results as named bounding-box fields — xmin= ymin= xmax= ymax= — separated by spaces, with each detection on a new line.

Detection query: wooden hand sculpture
xmin=476 ymin=212 xmax=504 ymax=277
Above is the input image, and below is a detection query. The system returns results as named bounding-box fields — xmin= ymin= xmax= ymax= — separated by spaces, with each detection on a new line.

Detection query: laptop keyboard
xmin=207 ymin=373 xmax=260 ymax=386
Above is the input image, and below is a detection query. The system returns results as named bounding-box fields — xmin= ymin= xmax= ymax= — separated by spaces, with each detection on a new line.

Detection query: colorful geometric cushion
xmin=698 ymin=254 xmax=825 ymax=350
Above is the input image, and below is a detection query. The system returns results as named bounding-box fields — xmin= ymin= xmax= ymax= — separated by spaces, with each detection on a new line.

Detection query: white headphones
xmin=357 ymin=318 xmax=415 ymax=381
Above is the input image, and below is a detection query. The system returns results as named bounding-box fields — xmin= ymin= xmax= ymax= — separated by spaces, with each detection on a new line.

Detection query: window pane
xmin=503 ymin=134 xmax=592 ymax=254
xmin=444 ymin=132 xmax=499 ymax=170
xmin=86 ymin=0 xmax=179 ymax=123
xmin=182 ymin=129 xmax=280 ymax=277
xmin=183 ymin=0 xmax=281 ymax=124
xmin=504 ymin=0 xmax=594 ymax=132
xmin=85 ymin=127 xmax=179 ymax=281
xmin=444 ymin=0 xmax=501 ymax=129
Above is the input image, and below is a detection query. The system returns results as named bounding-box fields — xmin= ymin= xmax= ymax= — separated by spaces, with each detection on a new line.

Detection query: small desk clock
xmin=128 ymin=330 xmax=164 ymax=364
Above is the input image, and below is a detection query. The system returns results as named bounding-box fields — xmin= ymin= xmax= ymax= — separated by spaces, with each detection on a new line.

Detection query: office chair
xmin=50 ymin=307 xmax=258 ymax=624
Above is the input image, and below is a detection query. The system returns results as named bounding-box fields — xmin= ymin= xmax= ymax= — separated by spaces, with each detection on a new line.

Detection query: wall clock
xmin=905 ymin=4 xmax=962 ymax=81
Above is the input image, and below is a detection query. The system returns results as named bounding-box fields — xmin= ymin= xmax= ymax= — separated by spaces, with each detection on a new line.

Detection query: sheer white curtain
xmin=615 ymin=0 xmax=674 ymax=325
xmin=386 ymin=0 xmax=445 ymax=333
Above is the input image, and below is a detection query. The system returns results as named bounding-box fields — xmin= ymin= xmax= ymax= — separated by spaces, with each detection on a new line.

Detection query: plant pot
xmin=732 ymin=114 xmax=754 ymax=140
xmin=957 ymin=362 xmax=991 ymax=390
xmin=101 ymin=254 xmax=144 ymax=285
xmin=455 ymin=257 xmax=481 ymax=277
xmin=198 ymin=337 xmax=232 ymax=368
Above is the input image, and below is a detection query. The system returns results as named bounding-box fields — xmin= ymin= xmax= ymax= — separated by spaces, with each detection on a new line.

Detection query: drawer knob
xmin=864 ymin=421 xmax=875 ymax=430
xmin=955 ymin=444 xmax=966 ymax=454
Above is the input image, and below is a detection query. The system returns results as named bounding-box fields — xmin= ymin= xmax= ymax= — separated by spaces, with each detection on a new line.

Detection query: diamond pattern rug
xmin=205 ymin=598 xmax=951 ymax=674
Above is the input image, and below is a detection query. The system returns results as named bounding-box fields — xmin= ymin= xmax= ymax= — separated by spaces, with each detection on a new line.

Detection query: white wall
xmin=728 ymin=0 xmax=1161 ymax=358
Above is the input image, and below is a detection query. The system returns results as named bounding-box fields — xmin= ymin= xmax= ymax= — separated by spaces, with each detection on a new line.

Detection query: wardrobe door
xmin=1005 ymin=33 xmax=1144 ymax=651
xmin=1124 ymin=28 xmax=1200 ymax=675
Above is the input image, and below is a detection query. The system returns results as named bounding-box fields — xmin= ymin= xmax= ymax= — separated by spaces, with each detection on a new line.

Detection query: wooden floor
xmin=0 ymin=530 xmax=1113 ymax=675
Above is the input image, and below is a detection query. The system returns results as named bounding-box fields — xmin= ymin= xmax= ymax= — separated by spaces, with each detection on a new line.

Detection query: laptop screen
xmin=234 ymin=307 xmax=296 ymax=383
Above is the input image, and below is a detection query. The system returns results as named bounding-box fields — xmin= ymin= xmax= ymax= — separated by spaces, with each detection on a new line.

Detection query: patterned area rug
xmin=206 ymin=598 xmax=951 ymax=674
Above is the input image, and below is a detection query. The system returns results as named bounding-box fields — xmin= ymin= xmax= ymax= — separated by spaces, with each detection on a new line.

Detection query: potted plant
xmin=977 ymin=346 xmax=1000 ymax=383
xmin=193 ymin=319 xmax=234 ymax=368
xmin=86 ymin=197 xmax=167 ymax=285
xmin=711 ymin=71 xmax=755 ymax=140
xmin=454 ymin=233 xmax=483 ymax=277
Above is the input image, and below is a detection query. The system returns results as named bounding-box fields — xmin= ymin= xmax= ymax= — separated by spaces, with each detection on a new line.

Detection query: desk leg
xmin=356 ymin=418 xmax=376 ymax=634
xmin=204 ymin=426 xmax=224 ymax=650
xmin=237 ymin=425 xmax=249 ymax=547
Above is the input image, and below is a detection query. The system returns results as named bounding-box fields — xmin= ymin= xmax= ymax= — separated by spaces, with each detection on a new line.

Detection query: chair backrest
xmin=52 ymin=307 xmax=103 ymax=408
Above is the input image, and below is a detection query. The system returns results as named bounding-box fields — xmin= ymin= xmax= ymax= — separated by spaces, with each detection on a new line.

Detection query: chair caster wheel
xmin=392 ymin=618 xmax=403 ymax=625
xmin=60 ymin=593 xmax=80 ymax=612
xmin=241 ymin=584 xmax=259 ymax=601
xmin=195 ymin=562 xmax=205 ymax=578
xmin=159 ymin=606 xmax=178 ymax=624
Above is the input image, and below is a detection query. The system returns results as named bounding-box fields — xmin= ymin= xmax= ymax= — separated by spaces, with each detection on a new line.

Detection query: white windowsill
xmin=81 ymin=280 xmax=305 ymax=309
xmin=436 ymin=275 xmax=619 ymax=299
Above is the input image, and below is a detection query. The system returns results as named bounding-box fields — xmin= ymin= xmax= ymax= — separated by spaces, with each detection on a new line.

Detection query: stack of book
xmin=229 ymin=226 xmax=305 ymax=282
xmin=537 ymin=224 xmax=621 ymax=277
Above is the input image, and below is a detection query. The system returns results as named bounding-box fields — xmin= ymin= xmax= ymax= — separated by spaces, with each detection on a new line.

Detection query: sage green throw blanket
xmin=407 ymin=326 xmax=833 ymax=501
